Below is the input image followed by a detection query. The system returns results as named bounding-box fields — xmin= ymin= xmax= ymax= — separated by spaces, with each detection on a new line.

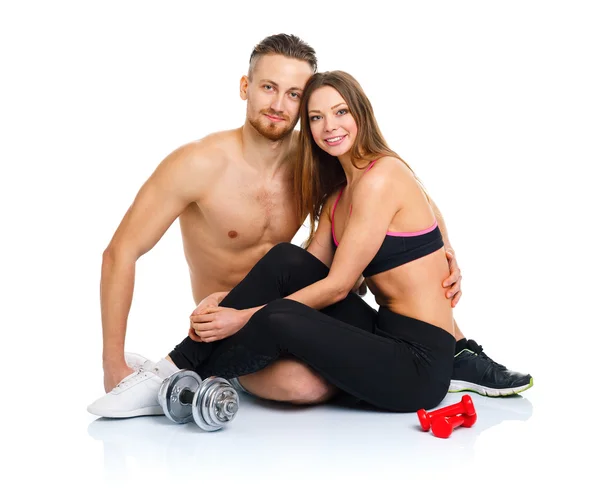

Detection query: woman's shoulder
xmin=372 ymin=155 xmax=415 ymax=174
xmin=360 ymin=155 xmax=416 ymax=190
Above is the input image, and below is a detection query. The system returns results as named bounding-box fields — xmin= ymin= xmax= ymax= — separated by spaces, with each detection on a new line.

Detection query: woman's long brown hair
xmin=294 ymin=70 xmax=422 ymax=247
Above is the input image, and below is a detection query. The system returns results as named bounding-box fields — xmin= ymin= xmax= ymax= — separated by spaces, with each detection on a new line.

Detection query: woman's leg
xmin=198 ymin=299 xmax=455 ymax=412
xmin=169 ymin=243 xmax=377 ymax=370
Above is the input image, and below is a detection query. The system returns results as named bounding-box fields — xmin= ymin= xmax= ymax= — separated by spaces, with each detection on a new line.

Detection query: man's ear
xmin=240 ymin=75 xmax=249 ymax=101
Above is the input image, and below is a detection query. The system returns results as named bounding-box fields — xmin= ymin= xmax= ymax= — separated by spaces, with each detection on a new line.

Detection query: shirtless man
xmin=88 ymin=34 xmax=532 ymax=418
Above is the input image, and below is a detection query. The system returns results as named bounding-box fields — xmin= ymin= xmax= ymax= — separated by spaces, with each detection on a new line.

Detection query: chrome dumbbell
xmin=158 ymin=370 xmax=239 ymax=431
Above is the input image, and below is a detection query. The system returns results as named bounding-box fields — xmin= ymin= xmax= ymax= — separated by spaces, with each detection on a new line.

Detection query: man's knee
xmin=238 ymin=359 xmax=337 ymax=405
xmin=288 ymin=370 xmax=338 ymax=405
xmin=278 ymin=361 xmax=337 ymax=405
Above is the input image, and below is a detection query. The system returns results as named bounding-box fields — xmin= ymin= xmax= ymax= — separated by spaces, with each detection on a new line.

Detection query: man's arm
xmin=101 ymin=141 xmax=215 ymax=391
xmin=428 ymin=197 xmax=462 ymax=306
xmin=429 ymin=198 xmax=454 ymax=254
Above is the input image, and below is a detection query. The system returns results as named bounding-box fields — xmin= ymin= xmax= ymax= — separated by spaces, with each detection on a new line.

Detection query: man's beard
xmin=248 ymin=111 xmax=297 ymax=142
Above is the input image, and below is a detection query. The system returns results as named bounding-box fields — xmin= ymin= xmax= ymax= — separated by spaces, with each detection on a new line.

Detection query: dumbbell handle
xmin=178 ymin=388 xmax=194 ymax=405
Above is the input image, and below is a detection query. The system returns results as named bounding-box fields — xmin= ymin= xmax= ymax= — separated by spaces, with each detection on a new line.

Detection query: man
xmin=89 ymin=34 xmax=532 ymax=418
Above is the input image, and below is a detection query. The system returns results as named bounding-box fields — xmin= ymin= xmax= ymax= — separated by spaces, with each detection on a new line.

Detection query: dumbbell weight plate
xmin=158 ymin=370 xmax=202 ymax=424
xmin=192 ymin=377 xmax=239 ymax=431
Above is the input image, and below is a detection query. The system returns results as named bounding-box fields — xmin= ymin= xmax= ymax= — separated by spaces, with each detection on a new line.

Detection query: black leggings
xmin=169 ymin=243 xmax=455 ymax=412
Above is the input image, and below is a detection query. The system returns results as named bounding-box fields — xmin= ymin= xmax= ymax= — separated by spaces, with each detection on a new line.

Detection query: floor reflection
xmin=87 ymin=391 xmax=534 ymax=483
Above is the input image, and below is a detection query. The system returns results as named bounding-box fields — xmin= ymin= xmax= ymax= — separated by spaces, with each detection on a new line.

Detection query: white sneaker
xmin=125 ymin=352 xmax=153 ymax=370
xmin=87 ymin=361 xmax=165 ymax=418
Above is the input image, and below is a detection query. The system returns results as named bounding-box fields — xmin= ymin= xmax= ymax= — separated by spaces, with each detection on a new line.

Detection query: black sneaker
xmin=449 ymin=339 xmax=533 ymax=397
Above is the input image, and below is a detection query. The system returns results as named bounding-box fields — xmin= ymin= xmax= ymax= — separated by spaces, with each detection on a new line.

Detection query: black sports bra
xmin=331 ymin=161 xmax=444 ymax=277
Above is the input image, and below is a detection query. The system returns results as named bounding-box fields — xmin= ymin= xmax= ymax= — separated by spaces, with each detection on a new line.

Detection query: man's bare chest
xmin=190 ymin=178 xmax=299 ymax=248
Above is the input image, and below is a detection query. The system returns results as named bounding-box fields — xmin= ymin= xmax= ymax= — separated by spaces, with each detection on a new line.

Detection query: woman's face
xmin=307 ymin=86 xmax=357 ymax=158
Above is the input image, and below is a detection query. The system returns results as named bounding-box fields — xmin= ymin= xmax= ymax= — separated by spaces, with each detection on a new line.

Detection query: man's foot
xmin=88 ymin=360 xmax=164 ymax=418
xmin=449 ymin=339 xmax=533 ymax=397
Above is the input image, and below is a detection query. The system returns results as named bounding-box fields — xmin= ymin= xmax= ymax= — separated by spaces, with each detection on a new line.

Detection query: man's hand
xmin=442 ymin=249 xmax=462 ymax=308
xmin=189 ymin=306 xmax=247 ymax=343
xmin=103 ymin=361 xmax=134 ymax=393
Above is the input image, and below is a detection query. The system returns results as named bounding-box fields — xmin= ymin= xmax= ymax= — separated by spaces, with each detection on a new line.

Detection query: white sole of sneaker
xmin=87 ymin=406 xmax=164 ymax=418
xmin=448 ymin=377 xmax=534 ymax=397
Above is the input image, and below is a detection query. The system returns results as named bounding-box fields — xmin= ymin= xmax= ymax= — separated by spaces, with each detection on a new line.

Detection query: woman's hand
xmin=188 ymin=293 xmax=227 ymax=341
xmin=190 ymin=293 xmax=221 ymax=316
xmin=189 ymin=307 xmax=248 ymax=343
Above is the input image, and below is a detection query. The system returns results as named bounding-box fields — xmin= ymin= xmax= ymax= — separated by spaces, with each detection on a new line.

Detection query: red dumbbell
xmin=431 ymin=414 xmax=477 ymax=438
xmin=457 ymin=412 xmax=477 ymax=428
xmin=417 ymin=394 xmax=476 ymax=431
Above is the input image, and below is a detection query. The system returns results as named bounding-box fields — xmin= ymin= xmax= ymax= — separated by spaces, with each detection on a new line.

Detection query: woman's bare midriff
xmin=366 ymin=248 xmax=455 ymax=337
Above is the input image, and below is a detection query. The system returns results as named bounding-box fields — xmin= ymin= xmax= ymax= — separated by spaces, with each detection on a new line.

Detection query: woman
xmin=172 ymin=71 xmax=457 ymax=412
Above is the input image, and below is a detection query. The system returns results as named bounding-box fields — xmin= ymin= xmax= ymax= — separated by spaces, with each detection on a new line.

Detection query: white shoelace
xmin=113 ymin=365 xmax=160 ymax=392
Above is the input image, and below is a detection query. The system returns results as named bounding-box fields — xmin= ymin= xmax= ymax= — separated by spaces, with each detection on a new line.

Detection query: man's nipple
xmin=228 ymin=230 xmax=238 ymax=239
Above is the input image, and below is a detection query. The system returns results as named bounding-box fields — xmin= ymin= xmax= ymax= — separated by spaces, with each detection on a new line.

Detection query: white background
xmin=1 ymin=1 xmax=598 ymax=489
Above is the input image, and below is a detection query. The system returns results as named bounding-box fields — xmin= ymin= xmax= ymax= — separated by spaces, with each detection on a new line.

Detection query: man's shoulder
xmin=165 ymin=128 xmax=241 ymax=173
xmin=180 ymin=128 xmax=241 ymax=161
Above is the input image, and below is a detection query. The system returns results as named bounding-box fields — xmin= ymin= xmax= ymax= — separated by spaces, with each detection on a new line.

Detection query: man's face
xmin=242 ymin=54 xmax=314 ymax=141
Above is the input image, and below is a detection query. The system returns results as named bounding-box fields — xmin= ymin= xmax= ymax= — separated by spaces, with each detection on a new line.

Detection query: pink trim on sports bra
xmin=365 ymin=159 xmax=378 ymax=172
xmin=386 ymin=221 xmax=439 ymax=237
xmin=331 ymin=187 xmax=344 ymax=247
xmin=330 ymin=158 xmax=438 ymax=246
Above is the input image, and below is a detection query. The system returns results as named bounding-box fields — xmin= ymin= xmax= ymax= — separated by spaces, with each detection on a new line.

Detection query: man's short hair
xmin=248 ymin=33 xmax=317 ymax=79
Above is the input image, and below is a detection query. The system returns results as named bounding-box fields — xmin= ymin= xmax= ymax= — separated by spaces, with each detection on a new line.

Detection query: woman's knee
xmin=259 ymin=242 xmax=300 ymax=267
xmin=263 ymin=243 xmax=326 ymax=271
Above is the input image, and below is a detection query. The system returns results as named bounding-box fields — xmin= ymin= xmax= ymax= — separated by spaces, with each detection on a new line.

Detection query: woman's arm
xmin=306 ymin=195 xmax=367 ymax=295
xmin=237 ymin=163 xmax=401 ymax=323
xmin=305 ymin=194 xmax=337 ymax=268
